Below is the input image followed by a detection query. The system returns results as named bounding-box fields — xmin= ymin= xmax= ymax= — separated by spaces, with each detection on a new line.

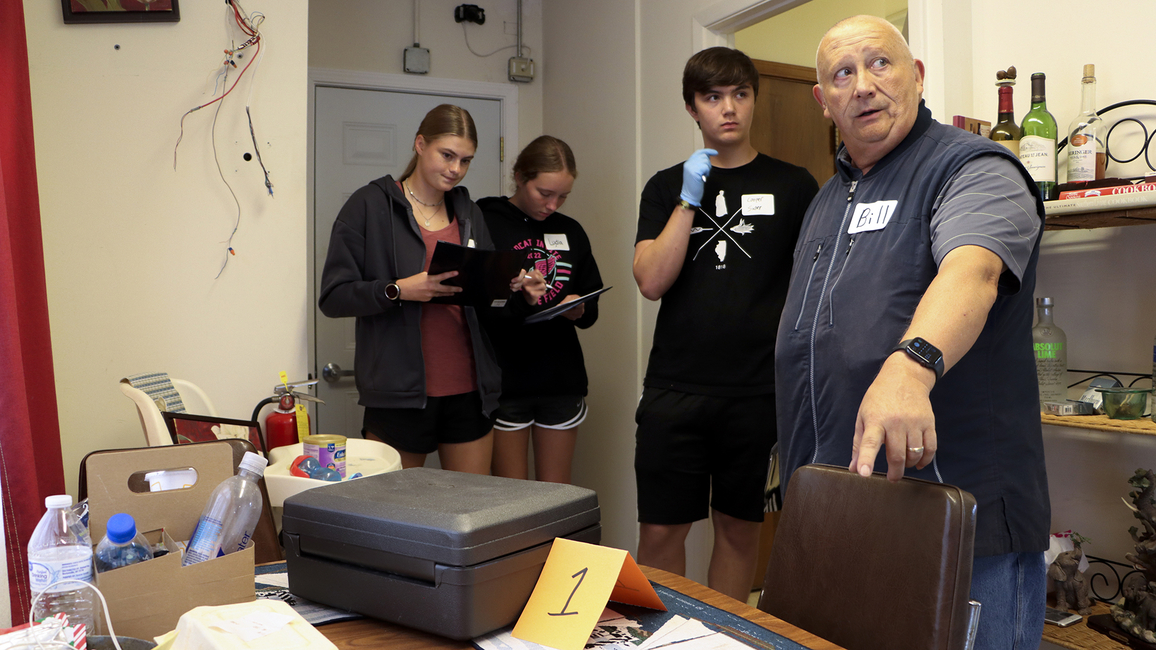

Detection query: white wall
xmin=309 ymin=0 xmax=543 ymax=166
xmin=735 ymin=0 xmax=906 ymax=68
xmin=542 ymin=0 xmax=641 ymax=557
xmin=957 ymin=0 xmax=1156 ymax=569
xmin=23 ymin=0 xmax=310 ymax=497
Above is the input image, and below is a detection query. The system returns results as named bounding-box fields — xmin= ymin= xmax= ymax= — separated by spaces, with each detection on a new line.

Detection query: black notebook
xmin=427 ymin=241 xmax=524 ymax=307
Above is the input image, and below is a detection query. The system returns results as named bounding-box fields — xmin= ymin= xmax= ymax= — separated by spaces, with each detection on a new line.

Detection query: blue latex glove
xmin=680 ymin=148 xmax=717 ymax=207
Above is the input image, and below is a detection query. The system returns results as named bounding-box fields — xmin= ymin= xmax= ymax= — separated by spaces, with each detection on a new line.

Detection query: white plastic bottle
xmin=27 ymin=495 xmax=95 ymax=631
xmin=182 ymin=452 xmax=268 ymax=566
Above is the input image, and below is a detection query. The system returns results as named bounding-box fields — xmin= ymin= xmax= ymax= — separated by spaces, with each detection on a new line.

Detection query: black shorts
xmin=362 ymin=392 xmax=493 ymax=455
xmin=634 ymin=387 xmax=775 ymax=524
xmin=493 ymin=395 xmax=587 ymax=431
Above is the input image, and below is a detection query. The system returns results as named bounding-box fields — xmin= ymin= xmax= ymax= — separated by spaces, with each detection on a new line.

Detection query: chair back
xmin=120 ymin=376 xmax=218 ymax=447
xmin=758 ymin=464 xmax=977 ymax=650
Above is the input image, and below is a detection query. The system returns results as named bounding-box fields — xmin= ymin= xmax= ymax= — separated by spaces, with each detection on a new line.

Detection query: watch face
xmin=909 ymin=337 xmax=940 ymax=363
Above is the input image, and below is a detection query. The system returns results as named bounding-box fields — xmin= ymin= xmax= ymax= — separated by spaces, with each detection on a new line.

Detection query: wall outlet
xmin=404 ymin=46 xmax=430 ymax=74
xmin=508 ymin=56 xmax=534 ymax=83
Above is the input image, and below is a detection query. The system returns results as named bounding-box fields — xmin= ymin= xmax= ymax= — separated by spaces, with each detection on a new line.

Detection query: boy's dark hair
xmin=681 ymin=47 xmax=759 ymax=107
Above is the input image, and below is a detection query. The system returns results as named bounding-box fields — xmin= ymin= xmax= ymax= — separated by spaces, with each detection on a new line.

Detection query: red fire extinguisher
xmin=265 ymin=394 xmax=305 ymax=451
xmin=253 ymin=378 xmax=322 ymax=452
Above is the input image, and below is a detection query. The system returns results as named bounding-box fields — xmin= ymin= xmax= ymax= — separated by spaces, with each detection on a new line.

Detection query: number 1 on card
xmin=548 ymin=567 xmax=587 ymax=617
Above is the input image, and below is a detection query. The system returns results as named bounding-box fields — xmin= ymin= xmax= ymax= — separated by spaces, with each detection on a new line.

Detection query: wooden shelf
xmin=1041 ymin=413 xmax=1156 ymax=436
xmin=1044 ymin=205 xmax=1156 ymax=230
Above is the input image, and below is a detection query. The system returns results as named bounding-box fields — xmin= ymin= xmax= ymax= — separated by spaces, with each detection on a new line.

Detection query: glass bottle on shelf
xmin=1020 ymin=73 xmax=1058 ymax=200
xmin=1033 ymin=297 xmax=1068 ymax=411
xmin=989 ymin=67 xmax=1021 ymax=156
xmin=1067 ymin=64 xmax=1106 ymax=182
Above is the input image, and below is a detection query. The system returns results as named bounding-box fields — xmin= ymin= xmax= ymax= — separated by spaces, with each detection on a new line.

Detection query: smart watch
xmin=893 ymin=337 xmax=944 ymax=381
xmin=385 ymin=282 xmax=401 ymax=302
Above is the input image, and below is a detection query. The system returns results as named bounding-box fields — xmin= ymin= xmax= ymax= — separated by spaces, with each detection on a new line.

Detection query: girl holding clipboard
xmin=479 ymin=136 xmax=604 ymax=483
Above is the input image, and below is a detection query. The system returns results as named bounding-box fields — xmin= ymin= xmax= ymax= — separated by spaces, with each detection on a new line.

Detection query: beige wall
xmin=959 ymin=0 xmax=1156 ymax=568
xmin=309 ymin=0 xmax=543 ymax=161
xmin=23 ymin=0 xmax=310 ymax=499
xmin=542 ymin=0 xmax=641 ymax=557
xmin=735 ymin=0 xmax=906 ymax=68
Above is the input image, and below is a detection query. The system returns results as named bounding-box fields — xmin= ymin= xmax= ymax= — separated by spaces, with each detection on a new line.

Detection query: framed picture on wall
xmin=162 ymin=412 xmax=265 ymax=453
xmin=61 ymin=0 xmax=180 ymax=24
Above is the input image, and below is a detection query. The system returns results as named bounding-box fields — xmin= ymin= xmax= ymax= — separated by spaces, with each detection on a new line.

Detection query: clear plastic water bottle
xmin=27 ymin=495 xmax=95 ymax=631
xmin=182 ymin=451 xmax=268 ymax=566
xmin=94 ymin=513 xmax=153 ymax=572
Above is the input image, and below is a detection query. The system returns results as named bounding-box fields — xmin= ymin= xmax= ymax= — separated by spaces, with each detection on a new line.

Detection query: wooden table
xmin=316 ymin=566 xmax=844 ymax=650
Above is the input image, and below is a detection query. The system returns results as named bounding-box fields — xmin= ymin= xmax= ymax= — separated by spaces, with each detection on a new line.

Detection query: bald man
xmin=774 ymin=16 xmax=1049 ymax=648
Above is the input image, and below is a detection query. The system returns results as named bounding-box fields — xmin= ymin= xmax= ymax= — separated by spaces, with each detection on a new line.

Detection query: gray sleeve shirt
xmin=929 ymin=154 xmax=1041 ymax=294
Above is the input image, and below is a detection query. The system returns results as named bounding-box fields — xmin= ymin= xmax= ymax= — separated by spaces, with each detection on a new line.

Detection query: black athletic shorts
xmin=493 ymin=395 xmax=588 ymax=431
xmin=634 ymin=387 xmax=775 ymax=524
xmin=362 ymin=392 xmax=493 ymax=455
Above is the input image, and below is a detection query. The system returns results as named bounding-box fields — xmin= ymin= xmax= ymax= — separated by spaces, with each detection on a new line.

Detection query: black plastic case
xmin=281 ymin=467 xmax=601 ymax=639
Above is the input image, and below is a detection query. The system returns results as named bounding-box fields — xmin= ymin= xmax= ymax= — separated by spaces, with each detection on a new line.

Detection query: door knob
xmin=322 ymin=362 xmax=355 ymax=384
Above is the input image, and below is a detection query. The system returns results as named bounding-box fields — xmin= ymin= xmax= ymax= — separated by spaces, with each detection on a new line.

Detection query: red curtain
xmin=0 ymin=0 xmax=66 ymax=625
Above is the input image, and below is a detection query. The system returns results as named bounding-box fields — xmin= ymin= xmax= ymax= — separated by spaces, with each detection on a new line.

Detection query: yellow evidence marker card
xmin=513 ymin=538 xmax=666 ymax=650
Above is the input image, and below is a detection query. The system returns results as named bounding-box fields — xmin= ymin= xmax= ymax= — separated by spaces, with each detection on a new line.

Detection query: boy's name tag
xmin=545 ymin=234 xmax=570 ymax=251
xmin=467 ymin=238 xmax=476 ymax=248
xmin=847 ymin=200 xmax=898 ymax=234
xmin=741 ymin=194 xmax=775 ymax=215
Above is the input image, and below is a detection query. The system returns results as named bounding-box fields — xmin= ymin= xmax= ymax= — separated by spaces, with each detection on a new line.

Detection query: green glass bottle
xmin=1019 ymin=73 xmax=1058 ymax=200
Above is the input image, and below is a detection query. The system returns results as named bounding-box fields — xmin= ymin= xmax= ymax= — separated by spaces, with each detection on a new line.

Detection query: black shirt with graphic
xmin=478 ymin=196 xmax=603 ymax=399
xmin=636 ymin=153 xmax=818 ymax=395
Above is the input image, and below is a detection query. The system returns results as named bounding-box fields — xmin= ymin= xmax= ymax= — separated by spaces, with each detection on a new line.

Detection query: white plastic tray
xmin=264 ymin=438 xmax=402 ymax=507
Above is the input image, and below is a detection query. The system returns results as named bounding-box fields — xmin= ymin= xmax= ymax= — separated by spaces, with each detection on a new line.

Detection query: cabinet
xmin=1039 ymin=205 xmax=1155 ymax=649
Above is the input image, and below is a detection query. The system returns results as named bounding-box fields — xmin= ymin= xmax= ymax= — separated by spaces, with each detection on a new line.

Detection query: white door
xmin=312 ymin=87 xmax=503 ymax=462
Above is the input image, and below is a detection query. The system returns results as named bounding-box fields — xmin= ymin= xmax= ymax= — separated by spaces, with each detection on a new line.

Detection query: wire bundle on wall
xmin=172 ymin=0 xmax=270 ymax=278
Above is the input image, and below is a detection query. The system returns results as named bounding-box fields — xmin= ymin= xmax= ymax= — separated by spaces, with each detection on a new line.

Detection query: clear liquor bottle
xmin=1032 ymin=297 xmax=1068 ymax=410
xmin=1067 ymin=64 xmax=1106 ymax=182
xmin=990 ymin=84 xmax=1022 ymax=156
xmin=1020 ymin=73 xmax=1058 ymax=200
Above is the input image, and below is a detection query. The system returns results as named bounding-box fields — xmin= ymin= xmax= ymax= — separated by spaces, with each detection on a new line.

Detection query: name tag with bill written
xmin=847 ymin=200 xmax=898 ymax=234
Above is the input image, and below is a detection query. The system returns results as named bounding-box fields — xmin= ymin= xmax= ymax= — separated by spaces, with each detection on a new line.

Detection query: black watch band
xmin=893 ymin=337 xmax=944 ymax=381
xmin=385 ymin=282 xmax=401 ymax=302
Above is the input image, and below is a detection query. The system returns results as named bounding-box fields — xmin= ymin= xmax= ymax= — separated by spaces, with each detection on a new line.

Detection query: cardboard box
xmin=84 ymin=443 xmax=255 ymax=639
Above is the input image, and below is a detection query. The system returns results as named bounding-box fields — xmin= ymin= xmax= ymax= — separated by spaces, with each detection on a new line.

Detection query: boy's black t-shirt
xmin=636 ymin=153 xmax=818 ymax=395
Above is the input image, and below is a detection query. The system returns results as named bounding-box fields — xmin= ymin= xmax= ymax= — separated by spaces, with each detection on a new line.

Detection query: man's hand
xmin=558 ymin=294 xmax=585 ymax=320
xmin=512 ymin=268 xmax=547 ymax=304
xmin=851 ymin=352 xmax=938 ymax=482
xmin=395 ymin=271 xmax=461 ymax=302
xmin=680 ymin=148 xmax=717 ymax=207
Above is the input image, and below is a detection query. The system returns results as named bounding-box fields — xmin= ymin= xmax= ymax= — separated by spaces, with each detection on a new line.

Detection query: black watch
xmin=385 ymin=282 xmax=401 ymax=302
xmin=893 ymin=337 xmax=944 ymax=381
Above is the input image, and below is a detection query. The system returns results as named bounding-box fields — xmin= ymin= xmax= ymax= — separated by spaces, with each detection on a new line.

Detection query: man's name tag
xmin=847 ymin=200 xmax=898 ymax=234
xmin=467 ymin=238 xmax=477 ymax=248
xmin=741 ymin=194 xmax=774 ymax=216
xmin=545 ymin=234 xmax=570 ymax=251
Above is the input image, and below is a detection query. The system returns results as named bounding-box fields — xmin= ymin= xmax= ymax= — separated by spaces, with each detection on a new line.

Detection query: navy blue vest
xmin=775 ymin=103 xmax=1050 ymax=556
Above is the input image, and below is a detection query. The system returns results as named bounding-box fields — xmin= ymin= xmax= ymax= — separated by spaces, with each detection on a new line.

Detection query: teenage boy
xmin=632 ymin=47 xmax=819 ymax=600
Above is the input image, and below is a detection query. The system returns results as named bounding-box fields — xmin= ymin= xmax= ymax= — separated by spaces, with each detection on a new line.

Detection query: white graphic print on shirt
xmin=691 ymin=189 xmax=774 ymax=264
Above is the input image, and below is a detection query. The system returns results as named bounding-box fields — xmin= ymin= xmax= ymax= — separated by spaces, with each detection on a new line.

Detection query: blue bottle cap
xmin=106 ymin=513 xmax=138 ymax=544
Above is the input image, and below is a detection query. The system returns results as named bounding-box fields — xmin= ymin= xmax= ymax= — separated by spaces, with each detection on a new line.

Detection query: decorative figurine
xmin=1049 ymin=545 xmax=1093 ymax=615
xmin=1110 ymin=469 xmax=1156 ymax=643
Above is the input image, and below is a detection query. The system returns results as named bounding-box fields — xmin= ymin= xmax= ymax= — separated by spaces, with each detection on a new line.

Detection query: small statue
xmin=1049 ymin=546 xmax=1093 ymax=615
xmin=1111 ymin=469 xmax=1156 ymax=643
xmin=995 ymin=66 xmax=1017 ymax=86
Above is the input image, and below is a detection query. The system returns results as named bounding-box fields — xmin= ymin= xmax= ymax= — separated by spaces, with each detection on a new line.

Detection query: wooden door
xmin=749 ymin=60 xmax=836 ymax=185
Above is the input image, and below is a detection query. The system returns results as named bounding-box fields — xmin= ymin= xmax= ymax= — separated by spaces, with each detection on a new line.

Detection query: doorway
xmin=749 ymin=60 xmax=836 ymax=184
